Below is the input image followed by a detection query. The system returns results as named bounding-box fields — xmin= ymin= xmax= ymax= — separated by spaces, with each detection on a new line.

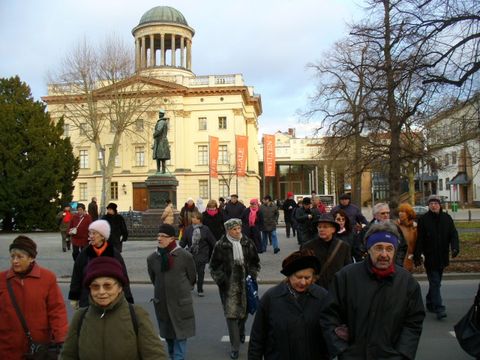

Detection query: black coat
xmin=281 ymin=199 xmax=297 ymax=223
xmin=180 ymin=224 xmax=217 ymax=264
xmin=202 ymin=210 xmax=225 ymax=241
xmin=102 ymin=213 xmax=128 ymax=251
xmin=301 ymin=237 xmax=352 ymax=289
xmin=248 ymin=282 xmax=330 ymax=360
xmin=68 ymin=242 xmax=134 ymax=307
xmin=414 ymin=209 xmax=459 ymax=270
xmin=241 ymin=208 xmax=264 ymax=247
xmin=320 ymin=260 xmax=425 ymax=359
xmin=223 ymin=201 xmax=246 ymax=220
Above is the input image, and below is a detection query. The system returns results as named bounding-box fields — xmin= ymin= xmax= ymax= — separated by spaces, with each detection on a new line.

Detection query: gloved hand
xmin=413 ymin=257 xmax=422 ymax=267
xmin=452 ymin=249 xmax=459 ymax=258
xmin=70 ymin=300 xmax=79 ymax=310
xmin=335 ymin=324 xmax=349 ymax=342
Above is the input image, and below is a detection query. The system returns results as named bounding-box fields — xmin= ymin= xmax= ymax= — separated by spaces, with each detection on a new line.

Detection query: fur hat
xmin=89 ymin=220 xmax=111 ymax=240
xmin=158 ymin=223 xmax=176 ymax=237
xmin=366 ymin=231 xmax=399 ymax=249
xmin=9 ymin=236 xmax=37 ymax=258
xmin=224 ymin=218 xmax=242 ymax=230
xmin=313 ymin=213 xmax=340 ymax=232
xmin=281 ymin=249 xmax=321 ymax=276
xmin=427 ymin=195 xmax=441 ymax=204
xmin=106 ymin=202 xmax=118 ymax=212
xmin=83 ymin=256 xmax=128 ymax=287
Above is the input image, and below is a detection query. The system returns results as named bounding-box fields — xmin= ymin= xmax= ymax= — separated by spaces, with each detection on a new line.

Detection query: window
xmin=219 ymin=180 xmax=229 ymax=198
xmin=439 ymin=179 xmax=443 ymax=191
xmin=79 ymin=183 xmax=87 ymax=201
xmin=79 ymin=150 xmax=89 ymax=169
xmin=135 ymin=119 xmax=144 ymax=131
xmin=135 ymin=146 xmax=145 ymax=166
xmin=198 ymin=117 xmax=207 ymax=130
xmin=198 ymin=145 xmax=208 ymax=165
xmin=452 ymin=151 xmax=457 ymax=164
xmin=446 ymin=177 xmax=450 ymax=190
xmin=63 ymin=123 xmax=70 ymax=137
xmin=199 ymin=180 xmax=208 ymax=199
xmin=79 ymin=123 xmax=87 ymax=136
xmin=110 ymin=182 xmax=118 ymax=200
xmin=218 ymin=116 xmax=227 ymax=129
xmin=219 ymin=145 xmax=228 ymax=164
xmin=445 ymin=153 xmax=449 ymax=166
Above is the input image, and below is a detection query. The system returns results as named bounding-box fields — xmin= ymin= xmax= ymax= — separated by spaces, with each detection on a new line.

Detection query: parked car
xmin=413 ymin=205 xmax=428 ymax=218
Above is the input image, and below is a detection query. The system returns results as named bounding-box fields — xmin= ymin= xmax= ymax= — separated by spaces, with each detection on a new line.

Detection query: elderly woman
xmin=68 ymin=219 xmax=134 ymax=309
xmin=62 ymin=257 xmax=167 ymax=359
xmin=0 ymin=236 xmax=68 ymax=359
xmin=396 ymin=203 xmax=418 ymax=271
xmin=210 ymin=218 xmax=261 ymax=359
xmin=248 ymin=249 xmax=330 ymax=359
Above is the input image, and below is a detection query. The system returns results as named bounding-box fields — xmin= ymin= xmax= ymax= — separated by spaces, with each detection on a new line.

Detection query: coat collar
xmin=7 ymin=262 xmax=41 ymax=280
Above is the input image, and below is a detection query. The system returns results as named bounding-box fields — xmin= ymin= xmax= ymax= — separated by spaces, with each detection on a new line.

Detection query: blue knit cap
xmin=366 ymin=231 xmax=399 ymax=249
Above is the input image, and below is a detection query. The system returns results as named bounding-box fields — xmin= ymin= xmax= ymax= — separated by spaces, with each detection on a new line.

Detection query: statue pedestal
xmin=137 ymin=173 xmax=179 ymax=238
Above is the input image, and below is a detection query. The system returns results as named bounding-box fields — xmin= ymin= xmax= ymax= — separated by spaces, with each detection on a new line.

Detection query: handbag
xmin=246 ymin=274 xmax=259 ymax=315
xmin=6 ymin=277 xmax=60 ymax=360
xmin=68 ymin=215 xmax=85 ymax=236
xmin=454 ymin=284 xmax=480 ymax=358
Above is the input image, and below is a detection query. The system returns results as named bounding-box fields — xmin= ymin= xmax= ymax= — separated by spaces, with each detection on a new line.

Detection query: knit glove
xmin=70 ymin=300 xmax=79 ymax=310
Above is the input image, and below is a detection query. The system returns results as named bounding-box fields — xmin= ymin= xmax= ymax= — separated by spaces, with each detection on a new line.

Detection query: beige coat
xmin=161 ymin=204 xmax=174 ymax=225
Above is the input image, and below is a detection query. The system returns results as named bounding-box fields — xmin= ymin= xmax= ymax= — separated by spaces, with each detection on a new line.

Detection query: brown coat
xmin=161 ymin=204 xmax=175 ymax=225
xmin=397 ymin=219 xmax=417 ymax=271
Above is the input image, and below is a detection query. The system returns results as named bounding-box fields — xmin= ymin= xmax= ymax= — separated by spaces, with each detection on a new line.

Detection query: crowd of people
xmin=0 ymin=192 xmax=462 ymax=359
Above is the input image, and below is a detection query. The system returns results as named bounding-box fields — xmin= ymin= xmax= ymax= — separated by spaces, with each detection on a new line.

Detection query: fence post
xmin=468 ymin=209 xmax=472 ymax=221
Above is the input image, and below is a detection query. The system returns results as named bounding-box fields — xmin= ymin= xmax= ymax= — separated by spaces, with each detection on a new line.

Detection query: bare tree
xmin=46 ymin=35 xmax=158 ymax=212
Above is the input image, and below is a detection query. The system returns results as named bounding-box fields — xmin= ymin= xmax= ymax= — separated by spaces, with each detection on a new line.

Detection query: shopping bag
xmin=246 ymin=274 xmax=259 ymax=315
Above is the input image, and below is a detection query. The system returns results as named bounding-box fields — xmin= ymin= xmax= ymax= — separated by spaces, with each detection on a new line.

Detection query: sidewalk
xmin=1 ymin=228 xmax=479 ymax=284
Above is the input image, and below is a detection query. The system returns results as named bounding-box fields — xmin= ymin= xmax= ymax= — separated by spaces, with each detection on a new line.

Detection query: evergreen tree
xmin=0 ymin=76 xmax=78 ymax=231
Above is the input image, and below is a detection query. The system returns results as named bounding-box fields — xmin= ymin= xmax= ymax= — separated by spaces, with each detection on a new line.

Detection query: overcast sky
xmin=0 ymin=0 xmax=365 ymax=138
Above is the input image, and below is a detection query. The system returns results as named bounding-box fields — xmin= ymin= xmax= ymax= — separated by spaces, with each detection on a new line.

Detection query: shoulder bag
xmin=454 ymin=284 xmax=480 ymax=358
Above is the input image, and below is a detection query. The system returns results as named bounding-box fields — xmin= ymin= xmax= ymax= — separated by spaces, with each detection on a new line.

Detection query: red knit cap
xmin=83 ymin=257 xmax=128 ymax=287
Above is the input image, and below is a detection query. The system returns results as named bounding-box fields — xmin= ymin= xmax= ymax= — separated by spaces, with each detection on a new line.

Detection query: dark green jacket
xmin=61 ymin=294 xmax=167 ymax=360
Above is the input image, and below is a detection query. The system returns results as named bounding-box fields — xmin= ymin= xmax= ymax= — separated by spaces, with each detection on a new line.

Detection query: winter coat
xmin=320 ymin=259 xmax=425 ymax=360
xmin=295 ymin=206 xmax=320 ymax=240
xmin=337 ymin=230 xmax=363 ymax=262
xmin=180 ymin=224 xmax=217 ymax=265
xmin=248 ymin=282 xmax=330 ymax=360
xmin=56 ymin=210 xmax=72 ymax=232
xmin=0 ymin=263 xmax=68 ymax=360
xmin=87 ymin=201 xmax=98 ymax=221
xmin=161 ymin=204 xmax=175 ymax=225
xmin=102 ymin=213 xmax=128 ymax=251
xmin=68 ymin=213 xmax=92 ymax=247
xmin=330 ymin=203 xmax=368 ymax=227
xmin=282 ymin=199 xmax=297 ymax=223
xmin=241 ymin=208 xmax=264 ymax=248
xmin=68 ymin=242 xmax=134 ymax=307
xmin=301 ymin=236 xmax=352 ymax=289
xmin=209 ymin=235 xmax=261 ymax=319
xmin=223 ymin=201 xmax=246 ymax=221
xmin=414 ymin=209 xmax=459 ymax=270
xmin=397 ymin=219 xmax=417 ymax=271
xmin=179 ymin=204 xmax=198 ymax=228
xmin=259 ymin=203 xmax=279 ymax=231
xmin=61 ymin=294 xmax=167 ymax=360
xmin=147 ymin=246 xmax=196 ymax=339
xmin=202 ymin=209 xmax=225 ymax=241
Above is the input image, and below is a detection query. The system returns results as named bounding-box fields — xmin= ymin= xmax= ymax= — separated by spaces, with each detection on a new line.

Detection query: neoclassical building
xmin=43 ymin=6 xmax=262 ymax=211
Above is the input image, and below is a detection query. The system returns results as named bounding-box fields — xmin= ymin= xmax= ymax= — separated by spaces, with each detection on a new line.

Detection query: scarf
xmin=248 ymin=207 xmax=258 ymax=227
xmin=226 ymin=233 xmax=244 ymax=265
xmin=92 ymin=241 xmax=108 ymax=257
xmin=14 ymin=262 xmax=35 ymax=277
xmin=157 ymin=241 xmax=177 ymax=271
xmin=370 ymin=260 xmax=395 ymax=279
xmin=63 ymin=211 xmax=72 ymax=223
xmin=206 ymin=208 xmax=218 ymax=216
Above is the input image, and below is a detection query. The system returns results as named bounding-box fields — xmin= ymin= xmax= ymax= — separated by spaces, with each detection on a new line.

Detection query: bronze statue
xmin=152 ymin=110 xmax=171 ymax=173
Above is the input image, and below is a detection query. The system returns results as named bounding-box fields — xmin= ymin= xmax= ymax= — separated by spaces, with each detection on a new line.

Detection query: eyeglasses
xmin=90 ymin=282 xmax=118 ymax=291
xmin=371 ymin=244 xmax=395 ymax=254
xmin=379 ymin=211 xmax=390 ymax=215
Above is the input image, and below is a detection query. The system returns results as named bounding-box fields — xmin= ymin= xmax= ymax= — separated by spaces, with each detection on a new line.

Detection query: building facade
xmin=43 ymin=6 xmax=262 ymax=211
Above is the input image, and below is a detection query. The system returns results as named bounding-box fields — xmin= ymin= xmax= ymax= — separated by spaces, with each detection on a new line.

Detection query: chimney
xmin=288 ymin=128 xmax=295 ymax=137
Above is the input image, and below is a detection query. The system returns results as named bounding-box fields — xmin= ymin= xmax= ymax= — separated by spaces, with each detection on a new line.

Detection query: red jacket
xmin=68 ymin=213 xmax=92 ymax=247
xmin=0 ymin=263 xmax=69 ymax=359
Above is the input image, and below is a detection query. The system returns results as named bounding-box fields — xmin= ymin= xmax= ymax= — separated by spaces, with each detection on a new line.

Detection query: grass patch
xmin=455 ymin=221 xmax=480 ymax=229
xmin=457 ymin=233 xmax=480 ymax=260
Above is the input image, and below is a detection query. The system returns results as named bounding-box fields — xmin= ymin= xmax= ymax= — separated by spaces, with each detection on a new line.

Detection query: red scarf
xmin=92 ymin=241 xmax=108 ymax=257
xmin=249 ymin=207 xmax=258 ymax=227
xmin=206 ymin=208 xmax=218 ymax=216
xmin=63 ymin=211 xmax=72 ymax=223
xmin=371 ymin=262 xmax=395 ymax=279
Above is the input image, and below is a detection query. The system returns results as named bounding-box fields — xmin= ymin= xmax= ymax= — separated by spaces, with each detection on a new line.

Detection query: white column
xmin=149 ymin=34 xmax=155 ymax=67
xmin=180 ymin=36 xmax=185 ymax=68
xmin=140 ymin=37 xmax=145 ymax=69
xmin=171 ymin=34 xmax=176 ymax=67
xmin=186 ymin=38 xmax=192 ymax=70
xmin=135 ymin=38 xmax=140 ymax=70
xmin=160 ymin=34 xmax=165 ymax=66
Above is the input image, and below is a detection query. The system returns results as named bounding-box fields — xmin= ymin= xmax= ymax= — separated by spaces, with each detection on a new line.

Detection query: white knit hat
xmin=88 ymin=220 xmax=111 ymax=240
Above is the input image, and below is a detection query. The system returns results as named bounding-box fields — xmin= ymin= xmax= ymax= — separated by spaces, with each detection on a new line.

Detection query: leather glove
xmin=70 ymin=300 xmax=79 ymax=310
xmin=452 ymin=249 xmax=459 ymax=258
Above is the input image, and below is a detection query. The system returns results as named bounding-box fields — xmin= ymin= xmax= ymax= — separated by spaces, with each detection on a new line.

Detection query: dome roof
xmin=138 ymin=6 xmax=188 ymax=26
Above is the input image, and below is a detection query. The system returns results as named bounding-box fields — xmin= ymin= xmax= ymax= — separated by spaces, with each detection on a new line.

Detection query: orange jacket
xmin=0 ymin=263 xmax=68 ymax=359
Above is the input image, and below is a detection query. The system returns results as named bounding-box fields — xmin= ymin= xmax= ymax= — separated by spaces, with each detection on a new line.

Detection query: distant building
xmin=43 ymin=6 xmax=262 ymax=210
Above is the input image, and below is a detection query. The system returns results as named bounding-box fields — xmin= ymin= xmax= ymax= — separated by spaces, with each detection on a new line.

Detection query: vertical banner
xmin=263 ymin=134 xmax=276 ymax=177
xmin=236 ymin=135 xmax=248 ymax=177
xmin=209 ymin=136 xmax=219 ymax=178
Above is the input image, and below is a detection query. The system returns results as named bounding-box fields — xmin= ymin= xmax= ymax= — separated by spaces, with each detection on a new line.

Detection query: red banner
xmin=263 ymin=134 xmax=276 ymax=177
xmin=209 ymin=136 xmax=219 ymax=178
xmin=236 ymin=135 xmax=248 ymax=177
